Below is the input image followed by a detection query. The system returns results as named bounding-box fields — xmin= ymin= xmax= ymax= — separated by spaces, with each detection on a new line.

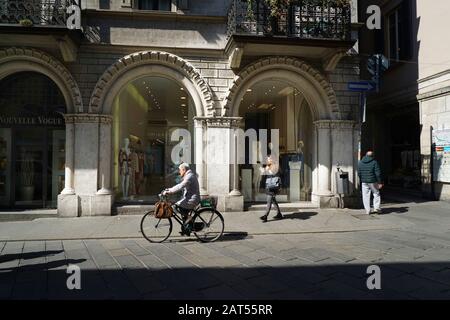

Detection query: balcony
xmin=0 ymin=0 xmax=82 ymax=61
xmin=226 ymin=0 xmax=356 ymax=70
xmin=0 ymin=0 xmax=78 ymax=27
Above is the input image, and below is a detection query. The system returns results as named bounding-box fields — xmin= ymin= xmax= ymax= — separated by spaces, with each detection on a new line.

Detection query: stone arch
xmin=0 ymin=47 xmax=83 ymax=113
xmin=89 ymin=51 xmax=214 ymax=116
xmin=223 ymin=57 xmax=340 ymax=120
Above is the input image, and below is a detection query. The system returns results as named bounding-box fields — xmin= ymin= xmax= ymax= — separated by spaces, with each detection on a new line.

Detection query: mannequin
xmin=119 ymin=138 xmax=131 ymax=199
xmin=129 ymin=144 xmax=139 ymax=197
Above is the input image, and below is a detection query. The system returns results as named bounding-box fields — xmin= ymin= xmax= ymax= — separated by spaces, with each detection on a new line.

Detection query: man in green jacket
xmin=358 ymin=151 xmax=383 ymax=214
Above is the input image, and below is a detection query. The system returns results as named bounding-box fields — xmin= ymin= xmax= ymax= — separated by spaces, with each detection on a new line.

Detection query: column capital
xmin=194 ymin=116 xmax=243 ymax=129
xmin=314 ymin=120 xmax=357 ymax=130
xmin=313 ymin=120 xmax=332 ymax=129
xmin=329 ymin=120 xmax=357 ymax=130
xmin=64 ymin=113 xmax=113 ymax=124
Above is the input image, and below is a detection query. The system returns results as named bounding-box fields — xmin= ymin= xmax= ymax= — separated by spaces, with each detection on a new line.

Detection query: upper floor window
xmin=138 ymin=0 xmax=171 ymax=11
xmin=387 ymin=1 xmax=412 ymax=62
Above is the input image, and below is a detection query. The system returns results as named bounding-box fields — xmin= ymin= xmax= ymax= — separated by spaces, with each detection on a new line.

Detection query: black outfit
xmin=175 ymin=205 xmax=192 ymax=235
xmin=260 ymin=172 xmax=283 ymax=222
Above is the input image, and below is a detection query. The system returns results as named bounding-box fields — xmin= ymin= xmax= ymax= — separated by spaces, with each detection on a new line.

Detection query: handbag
xmin=265 ymin=175 xmax=281 ymax=192
xmin=154 ymin=201 xmax=174 ymax=219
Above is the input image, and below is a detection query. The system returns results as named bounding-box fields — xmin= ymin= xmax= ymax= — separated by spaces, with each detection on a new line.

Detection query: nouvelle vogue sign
xmin=66 ymin=0 xmax=82 ymax=30
xmin=0 ymin=116 xmax=64 ymax=126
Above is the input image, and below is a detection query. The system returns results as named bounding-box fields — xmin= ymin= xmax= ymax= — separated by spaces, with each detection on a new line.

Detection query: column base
xmin=96 ymin=188 xmax=113 ymax=195
xmin=77 ymin=194 xmax=113 ymax=216
xmin=229 ymin=189 xmax=242 ymax=196
xmin=312 ymin=192 xmax=340 ymax=208
xmin=200 ymin=188 xmax=209 ymax=197
xmin=60 ymin=187 xmax=75 ymax=195
xmin=57 ymin=194 xmax=79 ymax=217
xmin=216 ymin=195 xmax=244 ymax=212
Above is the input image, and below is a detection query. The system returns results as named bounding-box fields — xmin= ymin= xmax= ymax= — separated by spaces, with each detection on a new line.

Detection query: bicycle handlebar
xmin=158 ymin=189 xmax=170 ymax=201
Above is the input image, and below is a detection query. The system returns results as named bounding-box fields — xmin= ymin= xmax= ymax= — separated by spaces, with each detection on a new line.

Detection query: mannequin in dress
xmin=119 ymin=138 xmax=131 ymax=199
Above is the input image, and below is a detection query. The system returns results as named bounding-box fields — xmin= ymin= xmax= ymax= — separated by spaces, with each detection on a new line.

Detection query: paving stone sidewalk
xmin=0 ymin=200 xmax=449 ymax=299
xmin=0 ymin=204 xmax=414 ymax=241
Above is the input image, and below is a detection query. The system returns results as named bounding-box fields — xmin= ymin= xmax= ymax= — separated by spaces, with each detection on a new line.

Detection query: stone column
xmin=61 ymin=115 xmax=75 ymax=195
xmin=312 ymin=120 xmax=333 ymax=206
xmin=330 ymin=120 xmax=357 ymax=196
xmin=73 ymin=114 xmax=111 ymax=216
xmin=58 ymin=115 xmax=78 ymax=217
xmin=194 ymin=118 xmax=208 ymax=196
xmin=229 ymin=118 xmax=244 ymax=197
xmin=97 ymin=115 xmax=113 ymax=195
xmin=202 ymin=117 xmax=244 ymax=211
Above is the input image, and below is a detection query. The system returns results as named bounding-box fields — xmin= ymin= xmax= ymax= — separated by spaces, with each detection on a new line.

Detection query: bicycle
xmin=140 ymin=193 xmax=225 ymax=243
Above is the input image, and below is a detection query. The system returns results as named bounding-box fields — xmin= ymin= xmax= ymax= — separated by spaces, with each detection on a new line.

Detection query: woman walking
xmin=260 ymin=156 xmax=283 ymax=222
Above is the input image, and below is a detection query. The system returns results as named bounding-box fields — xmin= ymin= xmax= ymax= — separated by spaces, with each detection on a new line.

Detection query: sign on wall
xmin=432 ymin=129 xmax=450 ymax=183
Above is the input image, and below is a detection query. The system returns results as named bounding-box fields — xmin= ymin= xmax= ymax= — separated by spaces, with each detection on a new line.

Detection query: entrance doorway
xmin=0 ymin=72 xmax=66 ymax=209
xmin=237 ymin=80 xmax=314 ymax=203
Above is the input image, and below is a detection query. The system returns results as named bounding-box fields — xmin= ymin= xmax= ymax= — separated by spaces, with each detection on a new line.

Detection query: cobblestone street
xmin=1 ymin=199 xmax=449 ymax=300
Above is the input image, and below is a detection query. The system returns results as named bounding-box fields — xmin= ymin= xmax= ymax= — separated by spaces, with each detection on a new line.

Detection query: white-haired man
xmin=163 ymin=163 xmax=200 ymax=235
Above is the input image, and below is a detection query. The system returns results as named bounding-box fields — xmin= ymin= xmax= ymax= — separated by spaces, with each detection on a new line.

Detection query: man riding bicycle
xmin=162 ymin=163 xmax=200 ymax=235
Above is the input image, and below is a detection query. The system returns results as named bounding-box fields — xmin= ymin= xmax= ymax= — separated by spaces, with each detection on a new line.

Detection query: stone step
xmin=114 ymin=205 xmax=154 ymax=215
xmin=0 ymin=209 xmax=57 ymax=221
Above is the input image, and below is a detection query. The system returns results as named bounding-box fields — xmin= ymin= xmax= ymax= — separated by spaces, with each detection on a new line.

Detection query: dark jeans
xmin=175 ymin=205 xmax=191 ymax=221
xmin=265 ymin=192 xmax=281 ymax=216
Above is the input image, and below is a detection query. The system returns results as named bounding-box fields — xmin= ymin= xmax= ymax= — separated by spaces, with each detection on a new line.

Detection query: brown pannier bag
xmin=154 ymin=201 xmax=174 ymax=219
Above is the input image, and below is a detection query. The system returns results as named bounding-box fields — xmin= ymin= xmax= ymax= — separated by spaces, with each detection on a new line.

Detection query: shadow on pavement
xmin=283 ymin=212 xmax=318 ymax=220
xmin=164 ymin=232 xmax=250 ymax=244
xmin=1 ymin=261 xmax=450 ymax=299
xmin=0 ymin=258 xmax=87 ymax=272
xmin=0 ymin=250 xmax=64 ymax=264
xmin=379 ymin=207 xmax=410 ymax=215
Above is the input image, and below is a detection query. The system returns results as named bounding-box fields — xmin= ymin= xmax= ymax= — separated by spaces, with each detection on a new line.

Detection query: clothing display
xmin=129 ymin=150 xmax=139 ymax=196
xmin=119 ymin=139 xmax=132 ymax=198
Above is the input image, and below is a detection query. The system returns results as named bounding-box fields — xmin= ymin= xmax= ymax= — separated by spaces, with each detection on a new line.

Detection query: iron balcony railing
xmin=227 ymin=0 xmax=352 ymax=41
xmin=0 ymin=0 xmax=78 ymax=27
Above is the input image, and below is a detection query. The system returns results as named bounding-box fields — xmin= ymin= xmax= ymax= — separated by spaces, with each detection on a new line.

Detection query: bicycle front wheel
xmin=140 ymin=211 xmax=172 ymax=243
xmin=192 ymin=209 xmax=224 ymax=243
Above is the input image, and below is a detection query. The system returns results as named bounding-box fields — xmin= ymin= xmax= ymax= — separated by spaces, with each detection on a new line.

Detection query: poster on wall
xmin=432 ymin=129 xmax=450 ymax=183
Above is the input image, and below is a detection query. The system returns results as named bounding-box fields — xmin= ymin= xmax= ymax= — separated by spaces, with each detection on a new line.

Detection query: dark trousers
xmin=265 ymin=192 xmax=281 ymax=216
xmin=175 ymin=205 xmax=191 ymax=221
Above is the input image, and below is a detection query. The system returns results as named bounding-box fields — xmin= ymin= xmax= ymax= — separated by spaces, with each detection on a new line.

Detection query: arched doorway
xmin=236 ymin=80 xmax=315 ymax=203
xmin=226 ymin=57 xmax=343 ymax=207
xmin=112 ymin=75 xmax=196 ymax=203
xmin=90 ymin=51 xmax=213 ymax=208
xmin=0 ymin=71 xmax=66 ymax=208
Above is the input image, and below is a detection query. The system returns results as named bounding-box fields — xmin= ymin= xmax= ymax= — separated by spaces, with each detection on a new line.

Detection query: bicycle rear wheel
xmin=192 ymin=209 xmax=224 ymax=242
xmin=140 ymin=210 xmax=172 ymax=243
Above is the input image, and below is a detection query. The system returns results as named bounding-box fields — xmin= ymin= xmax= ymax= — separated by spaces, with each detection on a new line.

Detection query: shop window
xmin=138 ymin=0 xmax=171 ymax=11
xmin=112 ymin=76 xmax=195 ymax=203
xmin=0 ymin=72 xmax=66 ymax=209
xmin=177 ymin=0 xmax=189 ymax=10
xmin=387 ymin=1 xmax=412 ymax=63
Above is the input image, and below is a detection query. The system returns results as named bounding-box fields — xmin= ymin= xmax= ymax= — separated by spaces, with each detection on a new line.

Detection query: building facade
xmin=359 ymin=0 xmax=450 ymax=201
xmin=0 ymin=0 xmax=363 ymax=216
